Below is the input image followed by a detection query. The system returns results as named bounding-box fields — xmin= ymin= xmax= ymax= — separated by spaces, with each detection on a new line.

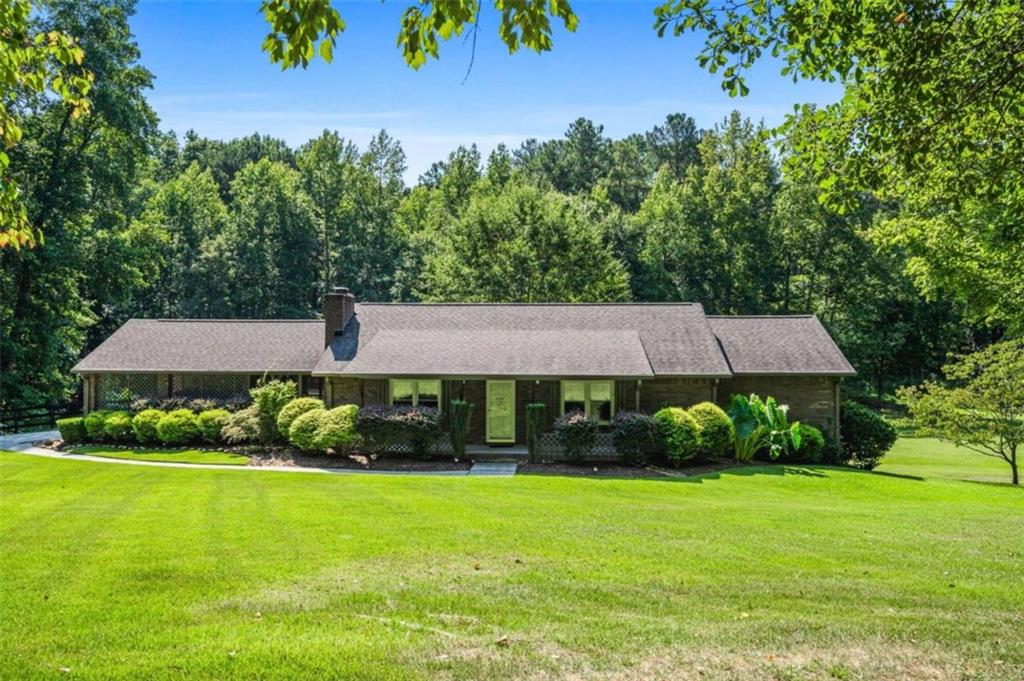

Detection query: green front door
xmin=486 ymin=380 xmax=516 ymax=443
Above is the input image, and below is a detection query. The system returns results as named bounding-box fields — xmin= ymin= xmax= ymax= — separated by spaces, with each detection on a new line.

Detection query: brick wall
xmin=716 ymin=375 xmax=839 ymax=433
xmin=639 ymin=378 xmax=716 ymax=413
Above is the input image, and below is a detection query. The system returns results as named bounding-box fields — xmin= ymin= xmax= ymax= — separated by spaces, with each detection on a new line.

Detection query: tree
xmin=209 ymin=159 xmax=319 ymax=318
xmin=0 ymin=0 xmax=93 ymax=249
xmin=653 ymin=0 xmax=1024 ymax=332
xmin=259 ymin=0 xmax=578 ymax=70
xmin=900 ymin=341 xmax=1024 ymax=485
xmin=645 ymin=113 xmax=700 ymax=181
xmin=419 ymin=182 xmax=630 ymax=302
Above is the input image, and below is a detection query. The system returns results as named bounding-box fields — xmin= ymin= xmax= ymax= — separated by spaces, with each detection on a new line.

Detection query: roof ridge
xmin=706 ymin=314 xmax=816 ymax=319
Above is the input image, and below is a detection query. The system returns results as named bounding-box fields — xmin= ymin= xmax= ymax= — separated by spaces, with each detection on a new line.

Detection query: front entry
xmin=485 ymin=380 xmax=516 ymax=443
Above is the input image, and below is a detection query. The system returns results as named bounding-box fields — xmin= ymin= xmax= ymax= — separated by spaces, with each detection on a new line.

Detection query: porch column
xmin=634 ymin=379 xmax=641 ymax=411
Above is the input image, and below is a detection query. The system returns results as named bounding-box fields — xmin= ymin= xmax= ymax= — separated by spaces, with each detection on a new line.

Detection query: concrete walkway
xmin=0 ymin=431 xmax=473 ymax=477
xmin=468 ymin=462 xmax=518 ymax=477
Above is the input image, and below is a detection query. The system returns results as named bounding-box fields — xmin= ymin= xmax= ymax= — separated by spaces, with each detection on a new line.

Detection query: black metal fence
xmin=0 ymin=401 xmax=81 ymax=434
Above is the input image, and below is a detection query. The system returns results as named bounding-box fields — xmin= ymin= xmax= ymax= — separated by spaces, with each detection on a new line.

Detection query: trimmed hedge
xmin=84 ymin=410 xmax=112 ymax=440
xmin=610 ymin=411 xmax=658 ymax=464
xmin=196 ymin=409 xmax=230 ymax=444
xmin=688 ymin=402 xmax=734 ymax=458
xmin=315 ymin=404 xmax=359 ymax=453
xmin=57 ymin=417 xmax=87 ymax=444
xmin=277 ymin=397 xmax=325 ymax=437
xmin=132 ymin=409 xmax=165 ymax=445
xmin=553 ymin=410 xmax=598 ymax=461
xmin=841 ymin=401 xmax=897 ymax=470
xmin=103 ymin=411 xmax=135 ymax=442
xmin=289 ymin=408 xmax=326 ymax=451
xmin=653 ymin=407 xmax=701 ymax=466
xmin=156 ymin=409 xmax=199 ymax=445
xmin=355 ymin=406 xmax=442 ymax=458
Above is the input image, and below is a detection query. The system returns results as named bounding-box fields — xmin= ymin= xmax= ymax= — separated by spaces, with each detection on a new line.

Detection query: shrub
xmin=610 ymin=411 xmax=659 ymax=464
xmin=276 ymin=397 xmax=325 ymax=437
xmin=103 ymin=411 xmax=135 ymax=442
xmin=188 ymin=398 xmax=219 ymax=413
xmin=449 ymin=399 xmax=474 ymax=459
xmin=727 ymin=393 xmax=802 ymax=462
xmin=196 ymin=409 xmax=230 ymax=444
xmin=157 ymin=397 xmax=189 ymax=412
xmin=525 ymin=402 xmax=546 ymax=463
xmin=132 ymin=409 xmax=165 ymax=445
xmin=688 ymin=402 xmax=734 ymax=457
xmin=779 ymin=423 xmax=825 ymax=463
xmin=130 ymin=397 xmax=157 ymax=413
xmin=315 ymin=404 xmax=359 ymax=453
xmin=223 ymin=396 xmax=250 ymax=412
xmin=250 ymin=379 xmax=298 ymax=444
xmin=156 ymin=409 xmax=198 ymax=445
xmin=355 ymin=405 xmax=442 ymax=458
xmin=221 ymin=406 xmax=260 ymax=445
xmin=653 ymin=407 xmax=701 ymax=466
xmin=841 ymin=401 xmax=896 ymax=470
xmin=57 ymin=417 xmax=87 ymax=444
xmin=289 ymin=408 xmax=326 ymax=451
xmin=83 ymin=410 xmax=113 ymax=441
xmin=554 ymin=410 xmax=598 ymax=461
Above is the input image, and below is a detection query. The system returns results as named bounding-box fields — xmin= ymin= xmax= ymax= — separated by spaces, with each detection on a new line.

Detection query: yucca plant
xmin=727 ymin=393 xmax=802 ymax=462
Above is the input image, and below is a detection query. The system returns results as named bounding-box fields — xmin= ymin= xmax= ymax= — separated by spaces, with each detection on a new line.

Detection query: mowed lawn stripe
xmin=0 ymin=451 xmax=1021 ymax=679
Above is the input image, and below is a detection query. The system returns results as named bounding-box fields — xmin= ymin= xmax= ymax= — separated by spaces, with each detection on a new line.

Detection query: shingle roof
xmin=72 ymin=319 xmax=325 ymax=374
xmin=313 ymin=303 xmax=733 ymax=378
xmin=73 ymin=306 xmax=857 ymax=379
xmin=707 ymin=316 xmax=857 ymax=376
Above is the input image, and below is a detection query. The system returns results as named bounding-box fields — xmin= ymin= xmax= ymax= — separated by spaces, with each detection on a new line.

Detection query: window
xmin=390 ymin=379 xmax=441 ymax=408
xmin=561 ymin=381 xmax=614 ymax=424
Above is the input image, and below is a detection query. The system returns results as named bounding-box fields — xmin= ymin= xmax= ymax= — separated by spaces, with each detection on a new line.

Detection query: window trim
xmin=389 ymin=379 xmax=442 ymax=408
xmin=560 ymin=380 xmax=615 ymax=425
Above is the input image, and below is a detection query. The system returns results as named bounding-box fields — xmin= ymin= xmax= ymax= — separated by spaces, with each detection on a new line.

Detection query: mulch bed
xmin=247 ymin=451 xmax=473 ymax=472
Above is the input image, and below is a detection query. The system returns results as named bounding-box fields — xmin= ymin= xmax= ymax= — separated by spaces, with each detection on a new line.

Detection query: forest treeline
xmin=0 ymin=0 xmax=996 ymax=410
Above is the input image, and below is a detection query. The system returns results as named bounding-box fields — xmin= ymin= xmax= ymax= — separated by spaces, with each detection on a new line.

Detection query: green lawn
xmin=877 ymin=436 xmax=1013 ymax=485
xmin=1 ymin=451 xmax=1021 ymax=680
xmin=71 ymin=445 xmax=250 ymax=466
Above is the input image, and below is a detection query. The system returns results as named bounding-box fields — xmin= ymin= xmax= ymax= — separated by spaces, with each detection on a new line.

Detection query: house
xmin=73 ymin=287 xmax=856 ymax=447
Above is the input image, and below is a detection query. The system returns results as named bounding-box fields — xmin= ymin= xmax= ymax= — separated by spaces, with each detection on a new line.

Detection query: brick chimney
xmin=323 ymin=286 xmax=355 ymax=347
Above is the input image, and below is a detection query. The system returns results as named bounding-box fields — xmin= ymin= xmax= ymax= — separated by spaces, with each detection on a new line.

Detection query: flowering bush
xmin=554 ymin=410 xmax=598 ymax=461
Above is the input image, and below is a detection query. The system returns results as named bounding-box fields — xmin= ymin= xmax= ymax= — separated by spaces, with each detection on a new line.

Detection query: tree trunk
xmin=1012 ymin=448 xmax=1019 ymax=486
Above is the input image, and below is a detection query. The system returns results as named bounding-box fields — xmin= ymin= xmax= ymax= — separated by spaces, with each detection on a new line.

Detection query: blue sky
xmin=132 ymin=1 xmax=840 ymax=181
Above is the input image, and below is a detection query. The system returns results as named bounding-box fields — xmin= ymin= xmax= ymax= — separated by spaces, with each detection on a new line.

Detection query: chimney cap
xmin=332 ymin=286 xmax=351 ymax=294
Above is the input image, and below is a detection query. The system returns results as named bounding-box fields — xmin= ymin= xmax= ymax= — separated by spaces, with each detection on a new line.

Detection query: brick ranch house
xmin=73 ymin=287 xmax=856 ymax=450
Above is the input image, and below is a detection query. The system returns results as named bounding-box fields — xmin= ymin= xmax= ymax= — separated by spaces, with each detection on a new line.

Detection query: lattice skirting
xmin=373 ymin=432 xmax=621 ymax=461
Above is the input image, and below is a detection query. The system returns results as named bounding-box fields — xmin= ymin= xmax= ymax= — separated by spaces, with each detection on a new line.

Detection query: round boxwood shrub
xmin=841 ymin=401 xmax=897 ymax=470
xmin=796 ymin=423 xmax=825 ymax=463
xmin=57 ymin=417 xmax=87 ymax=444
xmin=653 ymin=407 xmax=701 ymax=466
xmin=277 ymin=397 xmax=325 ymax=438
xmin=610 ymin=411 xmax=659 ymax=464
xmin=315 ymin=404 xmax=358 ymax=453
xmin=554 ymin=410 xmax=598 ymax=461
xmin=688 ymin=402 xmax=734 ymax=457
xmin=132 ymin=409 xmax=165 ymax=445
xmin=289 ymin=408 xmax=326 ymax=451
xmin=196 ymin=409 xmax=230 ymax=444
xmin=103 ymin=411 xmax=135 ymax=442
xmin=83 ymin=410 xmax=113 ymax=441
xmin=156 ymin=409 xmax=199 ymax=445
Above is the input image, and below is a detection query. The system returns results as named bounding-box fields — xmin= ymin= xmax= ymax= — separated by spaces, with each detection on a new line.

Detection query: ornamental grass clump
xmin=554 ymin=410 xmax=598 ymax=462
xmin=610 ymin=411 xmax=659 ymax=465
xmin=652 ymin=407 xmax=701 ymax=466
xmin=688 ymin=402 xmax=734 ymax=458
